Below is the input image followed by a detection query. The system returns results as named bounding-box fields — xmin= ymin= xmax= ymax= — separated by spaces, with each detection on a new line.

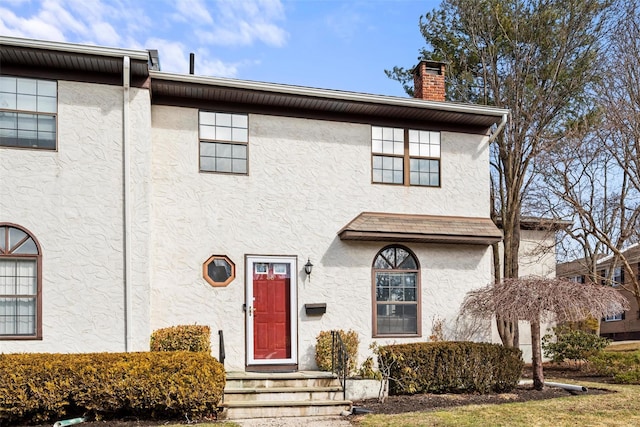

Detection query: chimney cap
xmin=412 ymin=60 xmax=447 ymax=76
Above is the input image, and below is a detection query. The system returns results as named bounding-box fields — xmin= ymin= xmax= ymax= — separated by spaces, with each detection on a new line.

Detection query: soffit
xmin=339 ymin=212 xmax=503 ymax=245
xmin=0 ymin=37 xmax=150 ymax=77
xmin=149 ymin=72 xmax=508 ymax=129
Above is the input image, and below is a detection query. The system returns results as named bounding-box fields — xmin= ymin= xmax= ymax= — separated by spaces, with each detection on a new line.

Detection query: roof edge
xmin=0 ymin=36 xmax=150 ymax=61
xmin=149 ymin=70 xmax=509 ymax=118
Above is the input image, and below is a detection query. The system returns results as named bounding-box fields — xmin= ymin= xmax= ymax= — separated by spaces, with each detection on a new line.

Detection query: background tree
xmin=532 ymin=1 xmax=640 ymax=308
xmin=387 ymin=0 xmax=613 ymax=347
xmin=462 ymin=276 xmax=628 ymax=390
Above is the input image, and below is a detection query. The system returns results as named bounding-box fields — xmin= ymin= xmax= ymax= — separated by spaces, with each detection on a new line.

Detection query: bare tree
xmin=462 ymin=276 xmax=628 ymax=390
xmin=386 ymin=0 xmax=614 ymax=348
xmin=532 ymin=2 xmax=640 ymax=308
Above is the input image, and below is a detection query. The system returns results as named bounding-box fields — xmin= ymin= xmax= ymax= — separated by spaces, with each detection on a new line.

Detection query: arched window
xmin=0 ymin=224 xmax=41 ymax=339
xmin=373 ymin=245 xmax=420 ymax=336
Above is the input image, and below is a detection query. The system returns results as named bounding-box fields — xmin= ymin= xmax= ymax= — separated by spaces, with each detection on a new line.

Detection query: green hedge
xmin=378 ymin=342 xmax=523 ymax=395
xmin=150 ymin=324 xmax=211 ymax=352
xmin=0 ymin=351 xmax=225 ymax=425
xmin=589 ymin=350 xmax=640 ymax=384
xmin=542 ymin=325 xmax=610 ymax=363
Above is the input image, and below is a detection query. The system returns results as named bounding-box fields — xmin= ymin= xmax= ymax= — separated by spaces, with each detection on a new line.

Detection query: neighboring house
xmin=557 ymin=245 xmax=640 ymax=340
xmin=492 ymin=218 xmax=569 ymax=361
xmin=0 ymin=36 xmax=512 ymax=371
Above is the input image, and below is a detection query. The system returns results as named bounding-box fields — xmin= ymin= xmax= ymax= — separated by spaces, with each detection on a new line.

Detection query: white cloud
xmin=145 ymin=38 xmax=240 ymax=77
xmin=92 ymin=21 xmax=121 ymax=46
xmin=0 ymin=0 xmax=282 ymax=79
xmin=0 ymin=0 xmax=150 ymax=48
xmin=0 ymin=6 xmax=67 ymax=40
xmin=173 ymin=0 xmax=213 ymax=24
xmin=197 ymin=0 xmax=288 ymax=47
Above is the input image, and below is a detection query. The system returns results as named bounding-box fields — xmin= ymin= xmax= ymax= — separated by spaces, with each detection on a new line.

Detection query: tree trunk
xmin=496 ymin=213 xmax=520 ymax=348
xmin=530 ymin=319 xmax=544 ymax=391
xmin=497 ymin=316 xmax=518 ymax=347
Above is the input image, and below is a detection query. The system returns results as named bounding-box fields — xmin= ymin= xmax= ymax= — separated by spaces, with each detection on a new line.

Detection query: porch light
xmin=304 ymin=259 xmax=314 ymax=275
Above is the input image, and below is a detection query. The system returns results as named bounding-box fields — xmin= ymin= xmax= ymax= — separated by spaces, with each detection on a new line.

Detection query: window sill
xmin=0 ymin=335 xmax=43 ymax=340
xmin=373 ymin=333 xmax=421 ymax=338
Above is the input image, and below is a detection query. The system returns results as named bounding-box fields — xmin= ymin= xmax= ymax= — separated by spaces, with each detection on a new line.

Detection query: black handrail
xmin=218 ymin=329 xmax=225 ymax=365
xmin=331 ymin=330 xmax=349 ymax=400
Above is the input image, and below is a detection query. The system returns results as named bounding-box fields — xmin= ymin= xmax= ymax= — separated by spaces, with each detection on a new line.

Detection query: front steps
xmin=220 ymin=371 xmax=352 ymax=419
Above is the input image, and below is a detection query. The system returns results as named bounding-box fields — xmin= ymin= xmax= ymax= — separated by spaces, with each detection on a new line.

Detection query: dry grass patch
xmin=606 ymin=341 xmax=640 ymax=352
xmin=355 ymin=380 xmax=640 ymax=427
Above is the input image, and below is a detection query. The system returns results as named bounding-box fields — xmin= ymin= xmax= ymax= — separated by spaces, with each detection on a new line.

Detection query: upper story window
xmin=0 ymin=224 xmax=42 ymax=339
xmin=600 ymin=267 xmax=624 ymax=287
xmin=373 ymin=245 xmax=420 ymax=337
xmin=612 ymin=266 xmax=624 ymax=286
xmin=372 ymin=126 xmax=440 ymax=187
xmin=199 ymin=111 xmax=248 ymax=174
xmin=0 ymin=76 xmax=57 ymax=150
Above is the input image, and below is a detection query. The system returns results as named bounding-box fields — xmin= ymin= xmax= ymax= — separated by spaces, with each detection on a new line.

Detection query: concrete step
xmin=221 ymin=399 xmax=352 ymax=419
xmin=221 ymin=371 xmax=351 ymax=420
xmin=224 ymin=386 xmax=344 ymax=402
xmin=225 ymin=371 xmax=339 ymax=389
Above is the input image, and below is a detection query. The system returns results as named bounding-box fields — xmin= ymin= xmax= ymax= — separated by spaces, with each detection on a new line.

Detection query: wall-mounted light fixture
xmin=304 ymin=259 xmax=314 ymax=276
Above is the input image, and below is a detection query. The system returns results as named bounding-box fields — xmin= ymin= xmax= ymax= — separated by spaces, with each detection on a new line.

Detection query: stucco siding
xmin=0 ymin=81 xmax=151 ymax=353
xmin=150 ymin=108 xmax=494 ymax=370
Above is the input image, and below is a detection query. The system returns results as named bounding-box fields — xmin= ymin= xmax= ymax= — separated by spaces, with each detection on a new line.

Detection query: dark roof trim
xmin=0 ymin=36 xmax=150 ymax=79
xmin=149 ymin=71 xmax=508 ymax=130
xmin=339 ymin=212 xmax=503 ymax=246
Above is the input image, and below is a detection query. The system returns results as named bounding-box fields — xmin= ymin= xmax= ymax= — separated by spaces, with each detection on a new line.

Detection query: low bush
xmin=589 ymin=350 xmax=640 ymax=384
xmin=315 ymin=329 xmax=359 ymax=375
xmin=377 ymin=341 xmax=523 ymax=395
xmin=542 ymin=325 xmax=610 ymax=364
xmin=0 ymin=351 xmax=225 ymax=425
xmin=150 ymin=324 xmax=211 ymax=352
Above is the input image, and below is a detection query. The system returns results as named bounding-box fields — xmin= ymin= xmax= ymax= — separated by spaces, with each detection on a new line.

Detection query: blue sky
xmin=0 ymin=0 xmax=440 ymax=97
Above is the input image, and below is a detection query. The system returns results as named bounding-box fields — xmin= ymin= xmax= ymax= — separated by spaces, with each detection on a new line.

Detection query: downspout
xmin=488 ymin=112 xmax=508 ymax=143
xmin=123 ymin=56 xmax=132 ymax=352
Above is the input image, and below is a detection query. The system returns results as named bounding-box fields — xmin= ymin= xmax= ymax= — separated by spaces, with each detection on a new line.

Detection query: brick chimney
xmin=413 ymin=60 xmax=446 ymax=102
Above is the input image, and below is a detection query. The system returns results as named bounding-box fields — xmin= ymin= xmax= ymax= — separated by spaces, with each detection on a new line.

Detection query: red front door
xmin=252 ymin=263 xmax=291 ymax=360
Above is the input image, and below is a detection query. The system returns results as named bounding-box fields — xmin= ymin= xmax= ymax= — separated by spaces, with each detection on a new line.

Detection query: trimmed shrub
xmin=315 ymin=329 xmax=359 ymax=375
xmin=542 ymin=325 xmax=610 ymax=364
xmin=377 ymin=341 xmax=523 ymax=395
xmin=589 ymin=350 xmax=640 ymax=384
xmin=0 ymin=351 xmax=225 ymax=425
xmin=150 ymin=324 xmax=211 ymax=352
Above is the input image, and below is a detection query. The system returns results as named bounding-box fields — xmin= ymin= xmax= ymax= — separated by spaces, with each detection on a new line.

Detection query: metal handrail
xmin=218 ymin=329 xmax=225 ymax=365
xmin=331 ymin=330 xmax=349 ymax=400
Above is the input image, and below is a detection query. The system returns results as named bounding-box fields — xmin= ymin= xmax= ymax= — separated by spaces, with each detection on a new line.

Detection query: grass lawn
xmin=606 ymin=341 xmax=640 ymax=352
xmin=355 ymin=379 xmax=640 ymax=427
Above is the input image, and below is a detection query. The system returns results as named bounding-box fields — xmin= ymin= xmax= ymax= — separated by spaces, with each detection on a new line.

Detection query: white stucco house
xmin=0 ymin=36 xmax=516 ymax=371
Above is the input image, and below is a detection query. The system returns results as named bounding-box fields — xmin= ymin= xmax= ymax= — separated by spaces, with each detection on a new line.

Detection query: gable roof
xmin=338 ymin=212 xmax=502 ymax=245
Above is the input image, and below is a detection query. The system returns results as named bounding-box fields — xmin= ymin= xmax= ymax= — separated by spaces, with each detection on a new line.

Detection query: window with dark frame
xmin=0 ymin=76 xmax=57 ymax=150
xmin=373 ymin=245 xmax=420 ymax=336
xmin=0 ymin=224 xmax=41 ymax=338
xmin=199 ymin=112 xmax=248 ymax=174
xmin=605 ymin=312 xmax=624 ymax=322
xmin=372 ymin=126 xmax=440 ymax=186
